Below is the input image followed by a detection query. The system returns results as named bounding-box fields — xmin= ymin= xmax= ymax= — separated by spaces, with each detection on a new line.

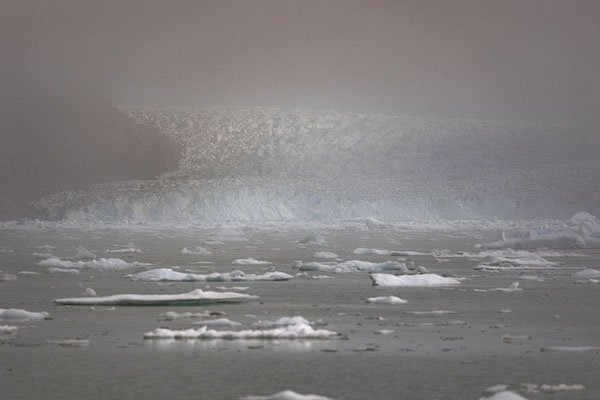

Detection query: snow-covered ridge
xmin=34 ymin=106 xmax=600 ymax=223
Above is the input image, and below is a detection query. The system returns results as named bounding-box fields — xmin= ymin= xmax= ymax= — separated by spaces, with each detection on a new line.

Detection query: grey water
xmin=1 ymin=227 xmax=599 ymax=400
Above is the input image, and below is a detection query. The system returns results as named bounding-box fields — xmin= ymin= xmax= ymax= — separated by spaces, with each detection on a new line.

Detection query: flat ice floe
xmin=0 ymin=308 xmax=51 ymax=321
xmin=370 ymin=273 xmax=461 ymax=287
xmin=312 ymin=251 xmax=338 ymax=259
xmin=490 ymin=282 xmax=522 ymax=292
xmin=38 ymin=257 xmax=138 ymax=271
xmin=572 ymin=269 xmax=600 ymax=279
xmin=366 ymin=296 xmax=407 ymax=305
xmin=105 ymin=247 xmax=142 ymax=253
xmin=130 ymin=268 xmax=293 ymax=282
xmin=232 ymin=258 xmax=272 ymax=265
xmin=483 ymin=391 xmax=529 ymax=400
xmin=540 ymin=346 xmax=600 ymax=352
xmin=54 ymin=289 xmax=256 ymax=306
xmin=298 ymin=260 xmax=408 ymax=273
xmin=144 ymin=323 xmax=338 ymax=339
xmin=241 ymin=391 xmax=333 ymax=400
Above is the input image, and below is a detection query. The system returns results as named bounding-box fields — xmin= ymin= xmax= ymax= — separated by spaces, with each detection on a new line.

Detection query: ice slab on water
xmin=39 ymin=257 xmax=138 ymax=271
xmin=181 ymin=246 xmax=212 ymax=255
xmin=482 ymin=391 xmax=529 ymax=400
xmin=366 ymin=296 xmax=407 ymax=305
xmin=298 ymin=260 xmax=408 ymax=273
xmin=54 ymin=289 xmax=256 ymax=306
xmin=572 ymin=269 xmax=600 ymax=279
xmin=0 ymin=308 xmax=51 ymax=321
xmin=130 ymin=268 xmax=292 ymax=282
xmin=312 ymin=251 xmax=338 ymax=259
xmin=232 ymin=258 xmax=272 ymax=265
xmin=370 ymin=273 xmax=461 ymax=287
xmin=241 ymin=391 xmax=333 ymax=400
xmin=144 ymin=323 xmax=338 ymax=339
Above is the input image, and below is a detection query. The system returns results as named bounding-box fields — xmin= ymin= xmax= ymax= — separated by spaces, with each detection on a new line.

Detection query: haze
xmin=2 ymin=0 xmax=599 ymax=124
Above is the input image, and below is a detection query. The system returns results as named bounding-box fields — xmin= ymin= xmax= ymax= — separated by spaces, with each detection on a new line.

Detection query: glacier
xmin=32 ymin=106 xmax=600 ymax=224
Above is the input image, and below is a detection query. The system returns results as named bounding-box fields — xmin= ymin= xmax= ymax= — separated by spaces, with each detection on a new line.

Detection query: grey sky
xmin=2 ymin=0 xmax=599 ymax=123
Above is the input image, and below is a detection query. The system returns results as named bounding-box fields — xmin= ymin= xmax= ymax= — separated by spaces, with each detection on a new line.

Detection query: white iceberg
xmin=54 ymin=289 xmax=256 ymax=306
xmin=299 ymin=234 xmax=325 ymax=245
xmin=483 ymin=391 xmax=529 ymax=400
xmin=366 ymin=296 xmax=407 ymax=305
xmin=130 ymin=268 xmax=292 ymax=282
xmin=253 ymin=316 xmax=310 ymax=328
xmin=370 ymin=273 xmax=461 ymax=287
xmin=193 ymin=318 xmax=241 ymax=327
xmin=490 ymin=282 xmax=522 ymax=292
xmin=144 ymin=323 xmax=338 ymax=339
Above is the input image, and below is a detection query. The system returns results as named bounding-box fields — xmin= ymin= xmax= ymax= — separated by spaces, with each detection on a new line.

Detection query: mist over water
xmin=1 ymin=0 xmax=599 ymax=221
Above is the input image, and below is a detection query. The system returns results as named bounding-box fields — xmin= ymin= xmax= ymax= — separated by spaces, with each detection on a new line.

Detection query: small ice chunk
xmin=299 ymin=260 xmax=408 ymax=273
xmin=0 ymin=308 xmax=51 ymax=321
xmin=374 ymin=329 xmax=395 ymax=335
xmin=541 ymin=346 xmax=600 ymax=352
xmin=353 ymin=248 xmax=393 ymax=255
xmin=484 ymin=384 xmax=508 ymax=393
xmin=232 ymin=258 xmax=272 ymax=265
xmin=181 ymin=246 xmax=212 ymax=255
xmin=0 ymin=325 xmax=19 ymax=334
xmin=0 ymin=272 xmax=18 ymax=282
xmin=75 ymin=246 xmax=96 ymax=259
xmin=106 ymin=247 xmax=142 ymax=253
xmin=44 ymin=339 xmax=90 ymax=347
xmin=370 ymin=273 xmax=461 ymax=287
xmin=539 ymin=384 xmax=585 ymax=392
xmin=54 ymin=289 xmax=256 ymax=306
xmin=366 ymin=296 xmax=407 ymax=305
xmin=241 ymin=390 xmax=333 ymax=400
xmin=79 ymin=288 xmax=97 ymax=297
xmin=313 ymin=251 xmax=338 ymax=259
xmin=405 ymin=310 xmax=457 ymax=315
xmin=490 ymin=282 xmax=522 ymax=292
xmin=572 ymin=269 xmax=600 ymax=279
xmin=39 ymin=257 xmax=136 ymax=271
xmin=299 ymin=234 xmax=325 ymax=245
xmin=47 ymin=267 xmax=80 ymax=275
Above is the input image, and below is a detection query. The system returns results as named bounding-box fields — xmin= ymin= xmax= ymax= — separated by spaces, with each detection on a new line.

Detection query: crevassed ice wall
xmin=36 ymin=107 xmax=600 ymax=223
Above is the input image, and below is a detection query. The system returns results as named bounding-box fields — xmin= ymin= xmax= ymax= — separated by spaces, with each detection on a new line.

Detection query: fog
xmin=2 ymin=0 xmax=599 ymax=124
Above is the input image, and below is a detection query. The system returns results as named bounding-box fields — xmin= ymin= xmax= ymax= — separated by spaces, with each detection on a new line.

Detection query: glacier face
xmin=35 ymin=106 xmax=600 ymax=223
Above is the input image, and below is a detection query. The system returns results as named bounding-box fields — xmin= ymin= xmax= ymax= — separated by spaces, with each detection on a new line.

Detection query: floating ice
xmin=541 ymin=346 xmax=600 ymax=352
xmin=44 ymin=339 xmax=90 ymax=348
xmin=0 ymin=308 xmax=51 ymax=321
xmin=370 ymin=273 xmax=461 ymax=287
xmin=39 ymin=257 xmax=137 ymax=271
xmin=405 ymin=310 xmax=457 ymax=315
xmin=366 ymin=296 xmax=407 ymax=305
xmin=490 ymin=282 xmax=522 ymax=292
xmin=160 ymin=311 xmax=225 ymax=320
xmin=299 ymin=234 xmax=325 ymax=245
xmin=483 ymin=384 xmax=508 ymax=393
xmin=47 ymin=267 xmax=80 ymax=274
xmin=144 ymin=323 xmax=338 ymax=339
xmin=539 ymin=384 xmax=585 ymax=392
xmin=298 ymin=260 xmax=408 ymax=274
xmin=0 ymin=325 xmax=19 ymax=334
xmin=241 ymin=390 xmax=333 ymax=400
xmin=232 ymin=258 xmax=272 ymax=265
xmin=54 ymin=289 xmax=256 ymax=306
xmin=106 ymin=247 xmax=141 ymax=253
xmin=353 ymin=248 xmax=393 ymax=255
xmin=130 ymin=268 xmax=292 ymax=282
xmin=312 ymin=251 xmax=338 ymax=259
xmin=483 ymin=391 xmax=529 ymax=400
xmin=75 ymin=246 xmax=96 ymax=259
xmin=181 ymin=246 xmax=212 ymax=255
xmin=572 ymin=269 xmax=600 ymax=279
xmin=0 ymin=273 xmax=17 ymax=282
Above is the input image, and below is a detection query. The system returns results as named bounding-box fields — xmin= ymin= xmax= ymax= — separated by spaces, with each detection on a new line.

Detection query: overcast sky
xmin=2 ymin=0 xmax=599 ymax=123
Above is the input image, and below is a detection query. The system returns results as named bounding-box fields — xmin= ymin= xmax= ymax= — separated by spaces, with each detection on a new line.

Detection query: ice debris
xmin=130 ymin=268 xmax=292 ymax=282
xmin=370 ymin=273 xmax=461 ymax=287
xmin=144 ymin=323 xmax=338 ymax=340
xmin=366 ymin=296 xmax=407 ymax=305
xmin=0 ymin=308 xmax=51 ymax=321
xmin=241 ymin=391 xmax=333 ymax=400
